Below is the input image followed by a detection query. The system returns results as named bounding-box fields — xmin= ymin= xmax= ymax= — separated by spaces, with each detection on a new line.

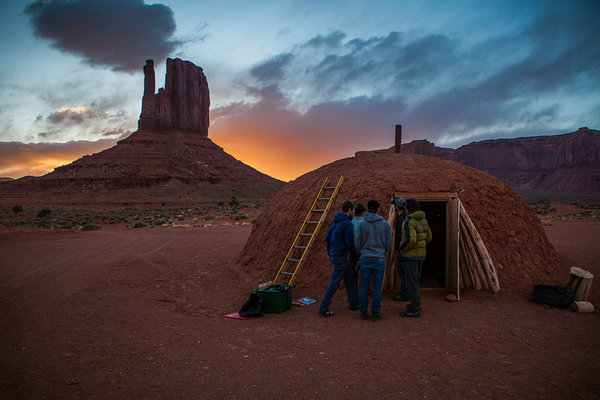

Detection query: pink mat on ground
xmin=224 ymin=312 xmax=252 ymax=320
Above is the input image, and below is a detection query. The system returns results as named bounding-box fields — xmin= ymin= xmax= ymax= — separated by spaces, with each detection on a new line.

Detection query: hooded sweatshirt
xmin=355 ymin=212 xmax=392 ymax=258
xmin=399 ymin=210 xmax=432 ymax=260
xmin=325 ymin=212 xmax=358 ymax=260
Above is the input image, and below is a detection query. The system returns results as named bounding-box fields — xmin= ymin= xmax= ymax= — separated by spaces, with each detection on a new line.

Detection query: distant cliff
xmin=398 ymin=127 xmax=600 ymax=199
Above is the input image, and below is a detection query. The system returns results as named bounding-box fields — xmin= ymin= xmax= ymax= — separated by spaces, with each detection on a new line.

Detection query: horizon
xmin=1 ymin=1 xmax=599 ymax=181
xmin=0 ymin=125 xmax=597 ymax=183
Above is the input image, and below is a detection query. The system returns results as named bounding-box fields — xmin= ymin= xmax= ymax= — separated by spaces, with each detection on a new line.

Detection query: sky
xmin=0 ymin=0 xmax=599 ymax=181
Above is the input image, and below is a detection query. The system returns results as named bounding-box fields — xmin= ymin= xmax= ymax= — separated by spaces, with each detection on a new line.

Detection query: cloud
xmin=28 ymin=103 xmax=134 ymax=142
xmin=249 ymin=53 xmax=293 ymax=83
xmin=231 ymin=1 xmax=599 ymax=153
xmin=0 ymin=138 xmax=123 ymax=178
xmin=402 ymin=2 xmax=600 ymax=145
xmin=46 ymin=106 xmax=101 ymax=124
xmin=210 ymin=86 xmax=406 ymax=181
xmin=23 ymin=0 xmax=181 ymax=72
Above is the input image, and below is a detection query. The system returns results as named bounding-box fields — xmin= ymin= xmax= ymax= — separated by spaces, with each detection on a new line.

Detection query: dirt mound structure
xmin=235 ymin=152 xmax=564 ymax=291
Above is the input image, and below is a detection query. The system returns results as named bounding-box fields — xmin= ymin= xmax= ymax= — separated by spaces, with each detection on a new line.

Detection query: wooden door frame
xmin=393 ymin=192 xmax=460 ymax=300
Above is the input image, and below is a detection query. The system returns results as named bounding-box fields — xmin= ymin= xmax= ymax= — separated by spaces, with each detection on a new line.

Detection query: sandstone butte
xmin=0 ymin=59 xmax=285 ymax=204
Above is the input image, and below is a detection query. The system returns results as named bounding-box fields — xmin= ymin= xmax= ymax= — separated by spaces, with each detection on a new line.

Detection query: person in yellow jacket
xmin=398 ymin=198 xmax=432 ymax=318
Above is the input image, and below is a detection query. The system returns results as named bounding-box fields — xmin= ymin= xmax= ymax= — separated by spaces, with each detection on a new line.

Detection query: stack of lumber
xmin=458 ymin=203 xmax=500 ymax=293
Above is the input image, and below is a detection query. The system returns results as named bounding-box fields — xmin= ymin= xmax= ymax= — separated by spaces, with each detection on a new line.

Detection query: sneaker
xmin=371 ymin=312 xmax=382 ymax=322
xmin=360 ymin=311 xmax=369 ymax=320
xmin=393 ymin=294 xmax=409 ymax=301
xmin=400 ymin=310 xmax=421 ymax=318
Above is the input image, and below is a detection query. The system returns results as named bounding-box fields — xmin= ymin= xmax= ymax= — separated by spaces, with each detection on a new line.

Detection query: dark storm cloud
xmin=247 ymin=30 xmax=461 ymax=107
xmin=303 ymin=31 xmax=346 ymax=49
xmin=23 ymin=0 xmax=180 ymax=72
xmin=249 ymin=53 xmax=293 ymax=83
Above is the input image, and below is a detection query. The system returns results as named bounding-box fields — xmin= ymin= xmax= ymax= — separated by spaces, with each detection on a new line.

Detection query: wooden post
xmin=395 ymin=125 xmax=402 ymax=153
xmin=565 ymin=267 xmax=594 ymax=301
xmin=384 ymin=202 xmax=398 ymax=290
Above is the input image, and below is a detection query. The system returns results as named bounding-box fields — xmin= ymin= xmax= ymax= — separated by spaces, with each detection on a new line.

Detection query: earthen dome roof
xmin=235 ymin=152 xmax=563 ymax=291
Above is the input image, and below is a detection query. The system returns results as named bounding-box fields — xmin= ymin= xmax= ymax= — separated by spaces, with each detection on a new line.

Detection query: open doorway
xmin=419 ymin=201 xmax=446 ymax=288
xmin=390 ymin=192 xmax=460 ymax=298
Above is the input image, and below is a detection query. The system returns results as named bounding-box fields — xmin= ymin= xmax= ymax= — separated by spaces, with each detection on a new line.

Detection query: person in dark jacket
xmin=398 ymin=198 xmax=432 ymax=318
xmin=355 ymin=200 xmax=392 ymax=322
xmin=318 ymin=200 xmax=359 ymax=316
xmin=391 ymin=197 xmax=409 ymax=301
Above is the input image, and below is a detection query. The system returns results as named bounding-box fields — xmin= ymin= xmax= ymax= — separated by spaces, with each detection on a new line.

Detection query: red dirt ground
xmin=1 ymin=219 xmax=599 ymax=399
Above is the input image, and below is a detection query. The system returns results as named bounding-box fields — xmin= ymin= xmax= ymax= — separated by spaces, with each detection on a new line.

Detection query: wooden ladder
xmin=273 ymin=176 xmax=344 ymax=286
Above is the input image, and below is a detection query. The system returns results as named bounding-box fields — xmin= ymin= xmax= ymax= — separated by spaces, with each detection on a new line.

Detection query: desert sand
xmin=0 ymin=204 xmax=599 ymax=399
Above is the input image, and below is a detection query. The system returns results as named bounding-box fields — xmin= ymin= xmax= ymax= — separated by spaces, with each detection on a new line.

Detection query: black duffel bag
xmin=238 ymin=292 xmax=266 ymax=317
xmin=529 ymin=284 xmax=575 ymax=307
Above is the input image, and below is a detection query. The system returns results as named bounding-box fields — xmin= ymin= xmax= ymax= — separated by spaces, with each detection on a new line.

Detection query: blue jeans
xmin=359 ymin=257 xmax=385 ymax=313
xmin=318 ymin=256 xmax=359 ymax=313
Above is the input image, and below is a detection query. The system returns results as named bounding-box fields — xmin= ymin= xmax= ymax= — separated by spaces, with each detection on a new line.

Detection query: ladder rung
xmin=312 ymin=209 xmax=325 ymax=212
xmin=324 ymin=186 xmax=337 ymax=189
xmin=318 ymin=197 xmax=331 ymax=201
xmin=294 ymin=246 xmax=307 ymax=249
xmin=306 ymin=221 xmax=319 ymax=224
xmin=300 ymin=233 xmax=312 ymax=236
xmin=280 ymin=272 xmax=294 ymax=275
xmin=287 ymin=258 xmax=301 ymax=262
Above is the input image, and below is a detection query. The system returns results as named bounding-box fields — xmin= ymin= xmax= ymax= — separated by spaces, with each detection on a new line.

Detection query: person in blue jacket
xmin=318 ymin=200 xmax=359 ymax=316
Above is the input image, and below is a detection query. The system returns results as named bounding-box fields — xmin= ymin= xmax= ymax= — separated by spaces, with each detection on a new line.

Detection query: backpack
xmin=529 ymin=284 xmax=575 ymax=307
xmin=238 ymin=292 xmax=265 ymax=317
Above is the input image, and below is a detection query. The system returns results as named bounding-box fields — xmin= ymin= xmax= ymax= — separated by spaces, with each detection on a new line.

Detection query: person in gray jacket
xmin=355 ymin=200 xmax=392 ymax=322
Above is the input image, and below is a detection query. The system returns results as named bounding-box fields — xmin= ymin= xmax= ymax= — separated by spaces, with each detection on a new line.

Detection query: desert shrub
xmin=82 ymin=223 xmax=101 ymax=231
xmin=133 ymin=222 xmax=147 ymax=228
xmin=575 ymin=201 xmax=600 ymax=210
xmin=203 ymin=214 xmax=214 ymax=221
xmin=229 ymin=196 xmax=240 ymax=208
xmin=234 ymin=212 xmax=248 ymax=220
xmin=12 ymin=205 xmax=23 ymax=213
xmin=36 ymin=220 xmax=50 ymax=228
xmin=37 ymin=208 xmax=52 ymax=218
xmin=153 ymin=219 xmax=167 ymax=225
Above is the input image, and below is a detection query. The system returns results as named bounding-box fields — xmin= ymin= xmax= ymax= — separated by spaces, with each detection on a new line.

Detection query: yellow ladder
xmin=273 ymin=176 xmax=344 ymax=286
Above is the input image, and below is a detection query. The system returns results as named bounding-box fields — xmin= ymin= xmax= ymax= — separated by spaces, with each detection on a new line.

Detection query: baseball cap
xmin=391 ymin=197 xmax=406 ymax=208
